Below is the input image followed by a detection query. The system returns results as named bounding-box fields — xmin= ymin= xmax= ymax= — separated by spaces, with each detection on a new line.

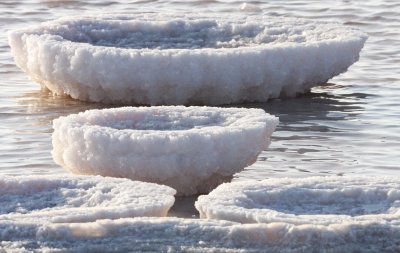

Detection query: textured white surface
xmin=52 ymin=106 xmax=278 ymax=196
xmin=195 ymin=176 xmax=400 ymax=225
xmin=8 ymin=13 xmax=367 ymax=105
xmin=0 ymin=175 xmax=175 ymax=223
xmin=1 ymin=217 xmax=399 ymax=252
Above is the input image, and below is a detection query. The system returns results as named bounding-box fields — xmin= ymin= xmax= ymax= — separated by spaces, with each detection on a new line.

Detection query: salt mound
xmin=1 ymin=217 xmax=399 ymax=252
xmin=52 ymin=106 xmax=278 ymax=196
xmin=8 ymin=13 xmax=367 ymax=105
xmin=0 ymin=175 xmax=175 ymax=223
xmin=195 ymin=176 xmax=400 ymax=225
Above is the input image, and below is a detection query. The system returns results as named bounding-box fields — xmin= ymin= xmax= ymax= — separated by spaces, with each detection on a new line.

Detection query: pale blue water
xmin=0 ymin=0 xmax=399 ymax=181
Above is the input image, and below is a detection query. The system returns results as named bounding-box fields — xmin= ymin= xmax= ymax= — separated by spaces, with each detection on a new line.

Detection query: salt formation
xmin=195 ymin=176 xmax=400 ymax=225
xmin=52 ymin=106 xmax=278 ymax=196
xmin=0 ymin=175 xmax=175 ymax=223
xmin=8 ymin=13 xmax=367 ymax=105
xmin=1 ymin=217 xmax=399 ymax=252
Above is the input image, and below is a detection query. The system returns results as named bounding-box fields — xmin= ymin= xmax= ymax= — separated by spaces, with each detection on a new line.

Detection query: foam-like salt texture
xmin=52 ymin=106 xmax=278 ymax=196
xmin=0 ymin=175 xmax=175 ymax=223
xmin=1 ymin=217 xmax=399 ymax=252
xmin=195 ymin=176 xmax=400 ymax=225
xmin=8 ymin=13 xmax=367 ymax=105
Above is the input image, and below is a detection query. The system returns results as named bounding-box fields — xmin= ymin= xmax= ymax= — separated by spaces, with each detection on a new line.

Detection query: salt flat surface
xmin=8 ymin=13 xmax=366 ymax=105
xmin=52 ymin=106 xmax=278 ymax=196
xmin=1 ymin=217 xmax=399 ymax=252
xmin=0 ymin=175 xmax=175 ymax=223
xmin=196 ymin=176 xmax=400 ymax=225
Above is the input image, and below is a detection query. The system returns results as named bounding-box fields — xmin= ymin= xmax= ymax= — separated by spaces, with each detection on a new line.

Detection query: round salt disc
xmin=8 ymin=14 xmax=367 ymax=105
xmin=1 ymin=217 xmax=399 ymax=252
xmin=0 ymin=175 xmax=176 ymax=223
xmin=52 ymin=106 xmax=278 ymax=196
xmin=195 ymin=176 xmax=400 ymax=225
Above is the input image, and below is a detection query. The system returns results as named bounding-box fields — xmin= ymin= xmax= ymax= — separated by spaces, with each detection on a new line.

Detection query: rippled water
xmin=0 ymin=0 xmax=399 ymax=182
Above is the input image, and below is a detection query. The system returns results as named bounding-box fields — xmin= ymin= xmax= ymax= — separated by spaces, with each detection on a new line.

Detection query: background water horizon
xmin=1 ymin=0 xmax=399 ymax=186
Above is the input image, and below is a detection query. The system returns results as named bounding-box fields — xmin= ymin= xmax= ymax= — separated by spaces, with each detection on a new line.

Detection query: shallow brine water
xmin=0 ymin=0 xmax=399 ymax=201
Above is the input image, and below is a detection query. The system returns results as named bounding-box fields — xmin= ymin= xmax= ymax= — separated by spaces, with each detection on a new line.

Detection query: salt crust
xmin=195 ymin=176 xmax=400 ymax=225
xmin=1 ymin=217 xmax=399 ymax=252
xmin=52 ymin=106 xmax=278 ymax=196
xmin=8 ymin=13 xmax=367 ymax=105
xmin=0 ymin=175 xmax=175 ymax=223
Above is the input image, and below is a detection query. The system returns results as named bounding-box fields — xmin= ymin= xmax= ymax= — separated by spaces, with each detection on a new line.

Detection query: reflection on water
xmin=16 ymin=89 xmax=108 ymax=127
xmin=0 ymin=89 xmax=109 ymax=175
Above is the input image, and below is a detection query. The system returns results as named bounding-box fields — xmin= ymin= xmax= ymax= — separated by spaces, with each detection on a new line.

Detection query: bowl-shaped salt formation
xmin=195 ymin=176 xmax=400 ymax=225
xmin=8 ymin=14 xmax=367 ymax=105
xmin=0 ymin=175 xmax=175 ymax=223
xmin=52 ymin=106 xmax=278 ymax=196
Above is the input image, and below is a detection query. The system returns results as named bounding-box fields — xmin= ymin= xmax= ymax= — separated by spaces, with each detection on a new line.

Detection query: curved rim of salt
xmin=0 ymin=175 xmax=176 ymax=223
xmin=9 ymin=13 xmax=366 ymax=53
xmin=53 ymin=106 xmax=271 ymax=134
xmin=195 ymin=176 xmax=400 ymax=225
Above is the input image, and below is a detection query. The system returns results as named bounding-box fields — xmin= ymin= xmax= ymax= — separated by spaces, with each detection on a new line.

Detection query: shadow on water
xmin=227 ymin=83 xmax=372 ymax=179
xmin=15 ymin=88 xmax=110 ymax=128
xmin=14 ymin=83 xmax=370 ymax=150
xmin=233 ymin=83 xmax=368 ymax=134
xmin=17 ymin=83 xmax=369 ymax=127
xmin=168 ymin=196 xmax=199 ymax=218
